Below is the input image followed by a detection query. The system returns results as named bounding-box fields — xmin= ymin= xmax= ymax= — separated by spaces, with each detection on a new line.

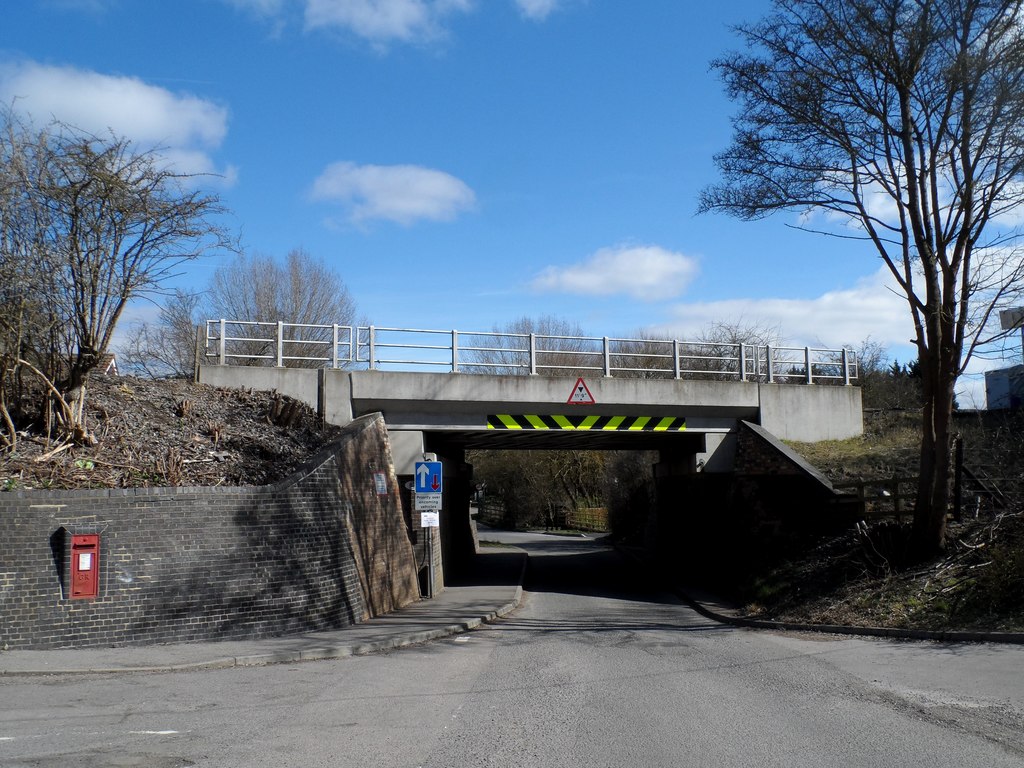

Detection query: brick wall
xmin=729 ymin=420 xmax=843 ymax=542
xmin=0 ymin=414 xmax=420 ymax=650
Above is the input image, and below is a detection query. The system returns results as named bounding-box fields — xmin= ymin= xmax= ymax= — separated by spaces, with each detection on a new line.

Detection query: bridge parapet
xmin=203 ymin=320 xmax=858 ymax=386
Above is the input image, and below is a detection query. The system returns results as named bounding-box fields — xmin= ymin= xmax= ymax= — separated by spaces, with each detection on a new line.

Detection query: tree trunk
xmin=911 ymin=358 xmax=956 ymax=558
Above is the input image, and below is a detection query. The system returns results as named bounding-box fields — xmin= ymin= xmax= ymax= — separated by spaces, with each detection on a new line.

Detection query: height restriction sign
xmin=567 ymin=377 xmax=596 ymax=405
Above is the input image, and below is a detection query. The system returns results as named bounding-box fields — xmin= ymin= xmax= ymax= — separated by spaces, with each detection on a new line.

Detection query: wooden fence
xmin=833 ymin=462 xmax=1008 ymax=523
xmin=565 ymin=507 xmax=609 ymax=532
xmin=833 ymin=476 xmax=916 ymax=522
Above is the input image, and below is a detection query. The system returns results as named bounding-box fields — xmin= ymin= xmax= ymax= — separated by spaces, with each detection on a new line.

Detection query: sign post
xmin=414 ymin=459 xmax=443 ymax=598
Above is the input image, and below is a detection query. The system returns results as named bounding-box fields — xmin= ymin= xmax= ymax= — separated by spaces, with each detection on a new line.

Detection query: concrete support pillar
xmin=425 ymin=440 xmax=477 ymax=584
xmin=654 ymin=444 xmax=738 ymax=585
xmin=651 ymin=449 xmax=697 ymax=568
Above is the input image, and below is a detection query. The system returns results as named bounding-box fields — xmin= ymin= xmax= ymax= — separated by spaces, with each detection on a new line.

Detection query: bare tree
xmin=692 ymin=319 xmax=783 ymax=381
xmin=0 ymin=117 xmax=43 ymax=449
xmin=0 ymin=109 xmax=230 ymax=445
xmin=470 ymin=448 xmax=606 ymax=529
xmin=465 ymin=314 xmax=600 ymax=376
xmin=205 ymin=248 xmax=358 ymax=367
xmin=607 ymin=332 xmax=677 ymax=380
xmin=119 ymin=289 xmax=203 ymax=379
xmin=854 ymin=337 xmax=925 ymax=410
xmin=609 ymin=320 xmax=783 ymax=380
xmin=700 ymin=0 xmax=1024 ymax=556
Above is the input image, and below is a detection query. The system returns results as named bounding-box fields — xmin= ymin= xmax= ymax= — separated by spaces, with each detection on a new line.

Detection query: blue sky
xmin=2 ymin=0 xmax=998 ymax=404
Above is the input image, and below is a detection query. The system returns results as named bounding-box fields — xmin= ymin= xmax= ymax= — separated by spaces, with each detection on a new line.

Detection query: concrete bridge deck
xmin=198 ymin=365 xmax=863 ymax=472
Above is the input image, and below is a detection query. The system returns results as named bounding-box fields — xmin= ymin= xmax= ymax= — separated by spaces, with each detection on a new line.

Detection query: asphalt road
xmin=2 ymin=531 xmax=1023 ymax=767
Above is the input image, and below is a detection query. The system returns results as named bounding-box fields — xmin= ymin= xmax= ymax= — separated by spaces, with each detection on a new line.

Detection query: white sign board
xmin=420 ymin=511 xmax=440 ymax=528
xmin=415 ymin=493 xmax=442 ymax=511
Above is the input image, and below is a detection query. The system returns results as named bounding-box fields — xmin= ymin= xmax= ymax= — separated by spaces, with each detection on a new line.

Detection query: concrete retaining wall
xmin=0 ymin=414 xmax=420 ymax=650
xmin=758 ymin=383 xmax=863 ymax=441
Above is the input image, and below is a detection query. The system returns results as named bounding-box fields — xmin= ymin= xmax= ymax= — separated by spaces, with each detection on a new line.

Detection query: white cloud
xmin=653 ymin=265 xmax=1007 ymax=406
xmin=303 ymin=0 xmax=472 ymax=43
xmin=225 ymin=0 xmax=561 ymax=44
xmin=662 ymin=266 xmax=913 ymax=350
xmin=515 ymin=0 xmax=559 ymax=20
xmin=992 ymin=181 xmax=1024 ymax=227
xmin=531 ymin=245 xmax=699 ymax=302
xmin=0 ymin=61 xmax=232 ymax=181
xmin=311 ymin=161 xmax=477 ymax=225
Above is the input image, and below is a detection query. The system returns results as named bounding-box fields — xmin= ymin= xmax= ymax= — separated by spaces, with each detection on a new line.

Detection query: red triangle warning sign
xmin=567 ymin=377 xmax=596 ymax=405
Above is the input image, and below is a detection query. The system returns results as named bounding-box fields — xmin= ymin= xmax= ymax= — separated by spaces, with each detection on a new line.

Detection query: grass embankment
xmin=739 ymin=409 xmax=1024 ymax=633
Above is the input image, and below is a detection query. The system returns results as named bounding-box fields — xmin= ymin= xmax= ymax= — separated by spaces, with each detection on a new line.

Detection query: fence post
xmin=841 ymin=347 xmax=851 ymax=385
xmin=529 ymin=333 xmax=538 ymax=375
xmin=332 ymin=324 xmax=339 ymax=369
xmin=804 ymin=346 xmax=813 ymax=384
xmin=276 ymin=321 xmax=284 ymax=367
xmin=193 ymin=324 xmax=202 ymax=382
xmin=893 ymin=475 xmax=902 ymax=521
xmin=953 ymin=435 xmax=964 ymax=522
xmin=673 ymin=339 xmax=682 ymax=379
xmin=368 ymin=325 xmax=377 ymax=370
xmin=603 ymin=336 xmax=612 ymax=377
xmin=766 ymin=345 xmax=775 ymax=383
xmin=218 ymin=319 xmax=226 ymax=365
xmin=452 ymin=329 xmax=459 ymax=373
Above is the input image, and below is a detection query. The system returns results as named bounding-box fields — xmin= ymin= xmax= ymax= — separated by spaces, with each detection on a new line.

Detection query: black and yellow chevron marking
xmin=486 ymin=415 xmax=686 ymax=432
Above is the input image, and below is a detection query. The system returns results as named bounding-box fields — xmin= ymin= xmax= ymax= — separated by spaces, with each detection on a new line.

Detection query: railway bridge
xmin=199 ymin=321 xmax=863 ymax=589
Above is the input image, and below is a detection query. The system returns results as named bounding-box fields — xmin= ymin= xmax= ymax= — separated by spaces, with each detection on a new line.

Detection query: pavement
xmin=4 ymin=543 xmax=1021 ymax=677
xmin=0 ymin=548 xmax=528 ymax=677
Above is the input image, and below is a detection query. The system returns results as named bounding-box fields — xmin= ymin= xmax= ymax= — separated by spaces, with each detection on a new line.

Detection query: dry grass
xmin=788 ymin=409 xmax=921 ymax=481
xmin=0 ymin=374 xmax=344 ymax=490
xmin=741 ymin=409 xmax=1024 ymax=632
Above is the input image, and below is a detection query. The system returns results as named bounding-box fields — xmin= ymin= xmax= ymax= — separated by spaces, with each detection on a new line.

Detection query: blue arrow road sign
xmin=415 ymin=461 xmax=443 ymax=494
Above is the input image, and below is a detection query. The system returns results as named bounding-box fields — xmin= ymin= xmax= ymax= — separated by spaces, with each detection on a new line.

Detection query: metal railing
xmin=203 ymin=320 xmax=858 ymax=384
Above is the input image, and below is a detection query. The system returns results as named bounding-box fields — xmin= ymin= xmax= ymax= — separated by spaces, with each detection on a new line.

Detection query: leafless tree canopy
xmin=465 ymin=314 xmax=599 ymax=376
xmin=0 ymin=108 xmax=230 ymax=447
xmin=122 ymin=249 xmax=359 ymax=374
xmin=701 ymin=0 xmax=1024 ymax=555
xmin=210 ymin=249 xmax=350 ymax=325
xmin=206 ymin=249 xmax=359 ymax=368
xmin=608 ymin=320 xmax=783 ymax=380
xmin=120 ymin=290 xmax=204 ymax=379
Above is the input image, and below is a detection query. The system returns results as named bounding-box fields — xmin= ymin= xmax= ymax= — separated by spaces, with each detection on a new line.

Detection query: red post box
xmin=70 ymin=534 xmax=100 ymax=599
